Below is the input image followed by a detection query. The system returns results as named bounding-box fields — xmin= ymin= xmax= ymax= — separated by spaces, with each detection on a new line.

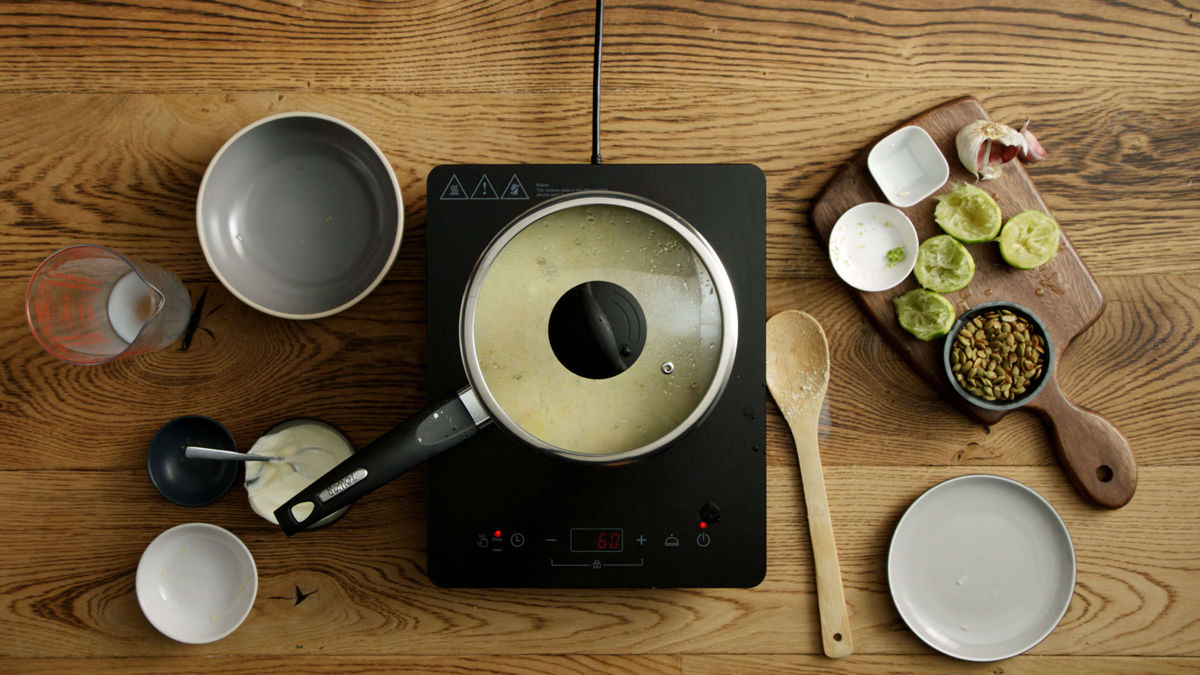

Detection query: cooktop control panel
xmin=425 ymin=164 xmax=766 ymax=588
xmin=474 ymin=500 xmax=723 ymax=567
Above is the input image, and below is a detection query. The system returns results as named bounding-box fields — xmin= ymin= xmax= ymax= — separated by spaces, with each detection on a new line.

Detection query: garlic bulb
xmin=956 ymin=120 xmax=1028 ymax=180
xmin=1017 ymin=119 xmax=1047 ymax=163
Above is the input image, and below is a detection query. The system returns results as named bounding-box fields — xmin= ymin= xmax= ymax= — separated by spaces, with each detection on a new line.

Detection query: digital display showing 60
xmin=570 ymin=528 xmax=623 ymax=552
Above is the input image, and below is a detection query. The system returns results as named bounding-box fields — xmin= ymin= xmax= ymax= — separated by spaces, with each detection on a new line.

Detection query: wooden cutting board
xmin=811 ymin=96 xmax=1136 ymax=508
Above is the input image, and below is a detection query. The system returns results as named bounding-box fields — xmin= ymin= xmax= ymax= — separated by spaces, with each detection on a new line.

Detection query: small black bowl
xmin=148 ymin=415 xmax=239 ymax=507
xmin=942 ymin=301 xmax=1054 ymax=411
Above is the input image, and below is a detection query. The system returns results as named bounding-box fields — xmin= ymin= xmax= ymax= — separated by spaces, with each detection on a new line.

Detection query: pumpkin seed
xmin=948 ymin=307 xmax=1047 ymax=403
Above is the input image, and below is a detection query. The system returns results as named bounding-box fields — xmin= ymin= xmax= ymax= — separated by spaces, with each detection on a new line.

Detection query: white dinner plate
xmin=888 ymin=474 xmax=1075 ymax=662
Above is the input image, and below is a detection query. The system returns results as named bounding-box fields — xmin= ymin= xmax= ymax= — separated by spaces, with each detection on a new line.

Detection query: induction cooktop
xmin=425 ymin=163 xmax=765 ymax=588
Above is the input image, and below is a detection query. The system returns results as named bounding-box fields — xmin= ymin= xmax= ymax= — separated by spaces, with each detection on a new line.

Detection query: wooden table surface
xmin=2 ymin=1 xmax=1198 ymax=672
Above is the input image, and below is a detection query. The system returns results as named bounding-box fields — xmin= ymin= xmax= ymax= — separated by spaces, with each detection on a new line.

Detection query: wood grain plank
xmin=0 ymin=1 xmax=1197 ymax=94
xmin=1 ymin=655 xmax=681 ymax=674
xmin=0 ymin=280 xmax=430 ymax=469
xmin=0 ymin=653 xmax=1195 ymax=672
xmin=770 ymin=272 xmax=1200 ymax=468
xmin=6 ymin=654 xmax=1198 ymax=674
xmin=683 ymin=654 xmax=1200 ymax=674
xmin=773 ymin=467 xmax=1200 ymax=659
xmin=0 ymin=466 xmax=1195 ymax=658
xmin=0 ymin=88 xmax=1195 ymax=286
xmin=3 ymin=272 xmax=1195 ymax=471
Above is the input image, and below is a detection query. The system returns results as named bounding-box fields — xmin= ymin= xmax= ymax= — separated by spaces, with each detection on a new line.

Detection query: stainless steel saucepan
xmin=276 ymin=191 xmax=739 ymax=533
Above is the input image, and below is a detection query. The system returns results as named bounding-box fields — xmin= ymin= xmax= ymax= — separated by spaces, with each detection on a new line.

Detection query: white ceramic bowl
xmin=868 ymin=126 xmax=949 ymax=207
xmin=828 ymin=202 xmax=919 ymax=292
xmin=136 ymin=523 xmax=257 ymax=643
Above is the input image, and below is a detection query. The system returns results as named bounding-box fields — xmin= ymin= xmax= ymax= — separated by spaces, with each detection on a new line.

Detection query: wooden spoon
xmin=766 ymin=310 xmax=854 ymax=658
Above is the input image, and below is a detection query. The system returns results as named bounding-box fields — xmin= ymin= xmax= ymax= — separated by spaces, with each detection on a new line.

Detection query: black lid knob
xmin=548 ymin=280 xmax=646 ymax=379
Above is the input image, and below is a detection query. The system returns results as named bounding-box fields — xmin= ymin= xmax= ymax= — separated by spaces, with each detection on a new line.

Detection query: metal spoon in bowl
xmin=185 ymin=445 xmax=323 ymax=479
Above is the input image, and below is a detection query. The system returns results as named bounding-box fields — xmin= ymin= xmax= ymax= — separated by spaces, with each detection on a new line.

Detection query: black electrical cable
xmin=591 ymin=0 xmax=604 ymax=165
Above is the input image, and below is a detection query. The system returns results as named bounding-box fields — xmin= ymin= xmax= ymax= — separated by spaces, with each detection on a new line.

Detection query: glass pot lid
xmin=461 ymin=192 xmax=738 ymax=461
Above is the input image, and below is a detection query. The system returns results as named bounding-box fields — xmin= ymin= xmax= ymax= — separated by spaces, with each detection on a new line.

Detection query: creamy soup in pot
xmin=470 ymin=202 xmax=725 ymax=455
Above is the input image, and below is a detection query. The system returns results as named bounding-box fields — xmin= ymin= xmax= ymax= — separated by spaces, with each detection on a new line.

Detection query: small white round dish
xmin=868 ymin=125 xmax=950 ymax=207
xmin=136 ymin=523 xmax=257 ymax=644
xmin=828 ymin=202 xmax=919 ymax=292
xmin=888 ymin=475 xmax=1075 ymax=662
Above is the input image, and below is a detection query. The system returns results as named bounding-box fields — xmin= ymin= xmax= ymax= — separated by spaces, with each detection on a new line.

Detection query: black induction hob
xmin=425 ymin=164 xmax=765 ymax=588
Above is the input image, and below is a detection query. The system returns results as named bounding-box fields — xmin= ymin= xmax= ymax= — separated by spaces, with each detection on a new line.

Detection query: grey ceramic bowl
xmin=942 ymin=301 xmax=1054 ymax=411
xmin=198 ymin=112 xmax=403 ymax=319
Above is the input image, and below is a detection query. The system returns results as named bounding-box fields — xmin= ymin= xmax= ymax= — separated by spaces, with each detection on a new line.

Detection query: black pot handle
xmin=274 ymin=388 xmax=490 ymax=534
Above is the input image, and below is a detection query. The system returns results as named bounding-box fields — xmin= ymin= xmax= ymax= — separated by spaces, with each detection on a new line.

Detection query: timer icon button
xmin=696 ymin=533 xmax=712 ymax=548
xmin=510 ymin=533 xmax=526 ymax=548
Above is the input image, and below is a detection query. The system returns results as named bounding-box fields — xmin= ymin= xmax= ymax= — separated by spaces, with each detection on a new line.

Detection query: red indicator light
xmin=493 ymin=530 xmax=502 ymax=538
xmin=699 ymin=521 xmax=708 ymax=529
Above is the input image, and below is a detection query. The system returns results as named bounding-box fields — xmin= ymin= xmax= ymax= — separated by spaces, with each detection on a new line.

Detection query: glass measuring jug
xmin=25 ymin=245 xmax=191 ymax=365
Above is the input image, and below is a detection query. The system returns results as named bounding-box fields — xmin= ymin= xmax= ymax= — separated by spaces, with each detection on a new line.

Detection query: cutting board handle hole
xmin=833 ymin=633 xmax=843 ymax=642
xmin=1096 ymin=465 xmax=1114 ymax=482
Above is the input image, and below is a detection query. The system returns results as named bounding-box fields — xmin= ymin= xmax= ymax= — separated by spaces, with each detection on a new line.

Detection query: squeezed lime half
xmin=934 ymin=183 xmax=1003 ymax=243
xmin=894 ymin=289 xmax=956 ymax=341
xmin=914 ymin=234 xmax=975 ymax=293
xmin=999 ymin=210 xmax=1060 ymax=269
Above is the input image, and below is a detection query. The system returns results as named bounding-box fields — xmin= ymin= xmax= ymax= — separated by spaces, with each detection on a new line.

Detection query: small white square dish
xmin=868 ymin=126 xmax=950 ymax=207
xmin=828 ymin=202 xmax=919 ymax=292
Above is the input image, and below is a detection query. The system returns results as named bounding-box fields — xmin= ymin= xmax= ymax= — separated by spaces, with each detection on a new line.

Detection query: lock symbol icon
xmin=592 ymin=559 xmax=602 ymax=569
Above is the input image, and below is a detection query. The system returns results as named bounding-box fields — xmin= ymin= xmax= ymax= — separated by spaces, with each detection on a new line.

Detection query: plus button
xmin=636 ymin=535 xmax=647 ymax=546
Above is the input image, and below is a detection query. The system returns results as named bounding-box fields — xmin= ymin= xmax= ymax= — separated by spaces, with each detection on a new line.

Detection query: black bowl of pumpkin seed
xmin=942 ymin=301 xmax=1054 ymax=411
